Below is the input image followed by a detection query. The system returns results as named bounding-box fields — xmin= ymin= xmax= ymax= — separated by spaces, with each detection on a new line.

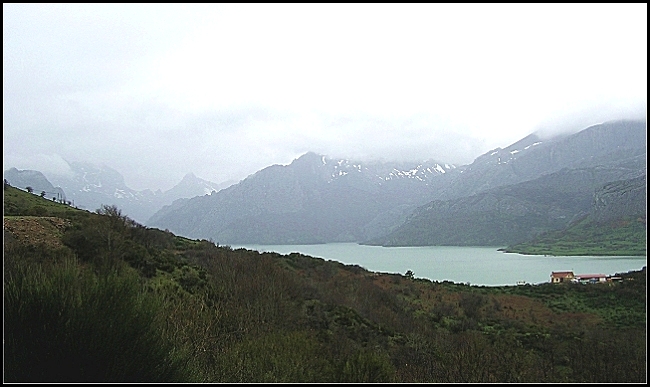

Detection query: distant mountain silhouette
xmin=3 ymin=163 xmax=235 ymax=224
xmin=3 ymin=168 xmax=67 ymax=201
xmin=147 ymin=154 xmax=456 ymax=243
xmin=148 ymin=119 xmax=646 ymax=246
xmin=8 ymin=119 xmax=644 ymax=248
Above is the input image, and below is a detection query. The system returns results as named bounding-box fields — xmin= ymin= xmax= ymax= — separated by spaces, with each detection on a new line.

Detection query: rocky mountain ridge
xmin=147 ymin=119 xmax=646 ymax=246
xmin=147 ymin=154 xmax=457 ymax=243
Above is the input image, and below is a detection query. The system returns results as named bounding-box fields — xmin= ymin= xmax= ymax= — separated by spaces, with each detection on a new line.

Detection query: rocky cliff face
xmin=592 ymin=174 xmax=646 ymax=223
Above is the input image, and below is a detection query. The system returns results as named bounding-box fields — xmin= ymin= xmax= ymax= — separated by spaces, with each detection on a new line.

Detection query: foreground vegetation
xmin=3 ymin=185 xmax=647 ymax=383
xmin=504 ymin=214 xmax=646 ymax=256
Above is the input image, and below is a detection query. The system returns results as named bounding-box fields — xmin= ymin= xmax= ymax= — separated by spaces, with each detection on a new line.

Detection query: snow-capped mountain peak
xmin=297 ymin=153 xmax=456 ymax=185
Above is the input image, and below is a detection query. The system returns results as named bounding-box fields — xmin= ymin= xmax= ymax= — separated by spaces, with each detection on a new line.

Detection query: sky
xmin=3 ymin=3 xmax=647 ymax=191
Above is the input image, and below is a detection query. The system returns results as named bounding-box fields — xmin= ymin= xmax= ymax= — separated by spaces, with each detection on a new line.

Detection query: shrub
xmin=4 ymin=257 xmax=190 ymax=383
xmin=213 ymin=331 xmax=332 ymax=383
xmin=29 ymin=205 xmax=48 ymax=216
xmin=338 ymin=349 xmax=396 ymax=383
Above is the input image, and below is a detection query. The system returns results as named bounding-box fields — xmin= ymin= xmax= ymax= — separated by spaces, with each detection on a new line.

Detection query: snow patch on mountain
xmin=524 ymin=141 xmax=542 ymax=150
xmin=319 ymin=154 xmax=455 ymax=184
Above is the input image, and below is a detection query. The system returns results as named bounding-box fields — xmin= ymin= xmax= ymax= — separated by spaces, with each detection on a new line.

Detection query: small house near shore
xmin=550 ymin=271 xmax=574 ymax=283
xmin=550 ymin=271 xmax=617 ymax=284
xmin=574 ymin=273 xmax=607 ymax=284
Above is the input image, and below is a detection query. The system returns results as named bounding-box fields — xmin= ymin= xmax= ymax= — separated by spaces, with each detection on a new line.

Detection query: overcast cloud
xmin=3 ymin=4 xmax=647 ymax=191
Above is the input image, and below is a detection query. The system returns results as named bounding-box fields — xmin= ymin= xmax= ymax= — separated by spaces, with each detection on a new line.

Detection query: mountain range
xmin=3 ymin=163 xmax=235 ymax=224
xmin=147 ymin=153 xmax=456 ymax=243
xmin=5 ymin=119 xmax=646 ymax=250
xmin=147 ymin=119 xmax=646 ymax=247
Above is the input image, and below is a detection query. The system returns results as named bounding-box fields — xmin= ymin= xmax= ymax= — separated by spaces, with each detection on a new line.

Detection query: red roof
xmin=551 ymin=271 xmax=574 ymax=277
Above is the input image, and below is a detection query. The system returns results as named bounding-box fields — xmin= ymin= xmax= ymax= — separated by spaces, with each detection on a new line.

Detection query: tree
xmin=405 ymin=270 xmax=414 ymax=279
xmin=40 ymin=191 xmax=46 ymax=198
xmin=26 ymin=186 xmax=33 ymax=194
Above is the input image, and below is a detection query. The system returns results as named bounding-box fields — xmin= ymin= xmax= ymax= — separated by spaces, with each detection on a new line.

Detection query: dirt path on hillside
xmin=3 ymin=216 xmax=71 ymax=249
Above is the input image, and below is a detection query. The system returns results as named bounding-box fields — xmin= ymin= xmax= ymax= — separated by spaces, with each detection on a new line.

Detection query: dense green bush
xmin=213 ymin=331 xmax=333 ymax=382
xmin=338 ymin=348 xmax=396 ymax=383
xmin=4 ymin=257 xmax=191 ymax=383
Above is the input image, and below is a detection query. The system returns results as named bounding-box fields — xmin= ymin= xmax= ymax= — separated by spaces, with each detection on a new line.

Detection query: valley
xmin=5 ymin=119 xmax=647 ymax=255
xmin=3 ymin=184 xmax=646 ymax=382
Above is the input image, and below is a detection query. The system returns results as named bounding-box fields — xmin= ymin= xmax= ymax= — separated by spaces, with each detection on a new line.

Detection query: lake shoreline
xmin=233 ymin=243 xmax=647 ymax=287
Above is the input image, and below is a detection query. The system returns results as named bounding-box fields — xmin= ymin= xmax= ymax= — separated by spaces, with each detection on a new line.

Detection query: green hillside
xmin=503 ymin=215 xmax=647 ymax=256
xmin=3 ymin=183 xmax=646 ymax=383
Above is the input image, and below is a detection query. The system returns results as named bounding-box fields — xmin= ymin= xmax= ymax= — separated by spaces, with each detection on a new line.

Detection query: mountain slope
xmin=503 ymin=174 xmax=647 ymax=255
xmin=162 ymin=172 xmax=233 ymax=201
xmin=363 ymin=120 xmax=646 ymax=247
xmin=431 ymin=120 xmax=647 ymax=201
xmin=364 ymin=162 xmax=646 ymax=247
xmin=147 ymin=152 xmax=455 ymax=244
xmin=148 ymin=119 xmax=646 ymax=246
xmin=3 ymin=167 xmax=67 ymax=201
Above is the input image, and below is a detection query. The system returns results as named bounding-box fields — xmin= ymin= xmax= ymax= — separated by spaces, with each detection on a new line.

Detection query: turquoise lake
xmin=232 ymin=243 xmax=647 ymax=286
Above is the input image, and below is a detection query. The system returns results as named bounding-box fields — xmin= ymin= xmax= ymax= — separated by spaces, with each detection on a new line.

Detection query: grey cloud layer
xmin=4 ymin=4 xmax=646 ymax=191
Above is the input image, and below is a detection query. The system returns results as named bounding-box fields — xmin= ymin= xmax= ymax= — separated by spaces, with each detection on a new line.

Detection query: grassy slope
xmin=504 ymin=215 xmax=647 ymax=256
xmin=3 ymin=184 xmax=647 ymax=383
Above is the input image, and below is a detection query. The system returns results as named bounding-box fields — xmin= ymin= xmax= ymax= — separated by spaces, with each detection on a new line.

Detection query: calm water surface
xmin=233 ymin=243 xmax=647 ymax=286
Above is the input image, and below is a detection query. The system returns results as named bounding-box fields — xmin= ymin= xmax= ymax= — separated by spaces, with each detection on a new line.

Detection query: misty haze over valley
xmin=3 ymin=5 xmax=647 ymax=383
xmin=5 ymin=119 xmax=646 ymax=252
